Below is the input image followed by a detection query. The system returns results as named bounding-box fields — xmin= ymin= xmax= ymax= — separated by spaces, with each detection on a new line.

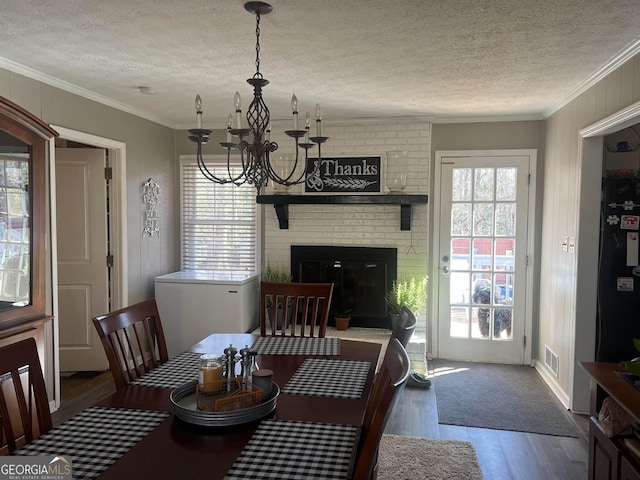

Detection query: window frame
xmin=179 ymin=154 xmax=261 ymax=274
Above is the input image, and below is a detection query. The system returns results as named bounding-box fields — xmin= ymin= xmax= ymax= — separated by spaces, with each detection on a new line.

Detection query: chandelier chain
xmin=254 ymin=13 xmax=262 ymax=79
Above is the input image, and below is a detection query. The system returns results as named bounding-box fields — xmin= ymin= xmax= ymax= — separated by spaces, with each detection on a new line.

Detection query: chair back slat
xmin=351 ymin=338 xmax=410 ymax=480
xmin=260 ymin=282 xmax=334 ymax=338
xmin=0 ymin=338 xmax=51 ymax=454
xmin=93 ymin=298 xmax=169 ymax=390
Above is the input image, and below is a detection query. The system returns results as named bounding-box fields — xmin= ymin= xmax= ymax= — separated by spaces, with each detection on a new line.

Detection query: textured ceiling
xmin=1 ymin=0 xmax=639 ymax=127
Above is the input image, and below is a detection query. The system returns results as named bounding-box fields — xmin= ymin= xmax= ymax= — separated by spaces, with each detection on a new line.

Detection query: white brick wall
xmin=262 ymin=119 xmax=431 ymax=323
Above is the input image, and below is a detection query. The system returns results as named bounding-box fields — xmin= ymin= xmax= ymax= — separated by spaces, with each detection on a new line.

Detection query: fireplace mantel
xmin=256 ymin=194 xmax=428 ymax=230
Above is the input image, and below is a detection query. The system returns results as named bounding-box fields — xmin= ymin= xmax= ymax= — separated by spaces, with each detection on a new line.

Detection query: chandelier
xmin=188 ymin=1 xmax=328 ymax=194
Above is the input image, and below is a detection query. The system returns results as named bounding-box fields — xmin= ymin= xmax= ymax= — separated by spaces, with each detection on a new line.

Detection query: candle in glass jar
xmin=199 ymin=354 xmax=223 ymax=393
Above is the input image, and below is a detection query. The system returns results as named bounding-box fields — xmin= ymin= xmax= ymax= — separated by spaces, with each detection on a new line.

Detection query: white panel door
xmin=437 ymin=154 xmax=531 ymax=364
xmin=56 ymin=148 xmax=109 ymax=371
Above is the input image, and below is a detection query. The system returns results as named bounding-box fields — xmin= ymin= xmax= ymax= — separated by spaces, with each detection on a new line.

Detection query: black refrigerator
xmin=597 ymin=176 xmax=640 ymax=362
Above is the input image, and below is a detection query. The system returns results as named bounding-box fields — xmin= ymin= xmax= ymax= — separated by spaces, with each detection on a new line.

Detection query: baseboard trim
xmin=535 ymin=362 xmax=570 ymax=409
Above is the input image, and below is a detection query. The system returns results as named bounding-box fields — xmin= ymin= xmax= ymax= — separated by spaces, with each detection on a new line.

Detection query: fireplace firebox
xmin=291 ymin=246 xmax=397 ymax=329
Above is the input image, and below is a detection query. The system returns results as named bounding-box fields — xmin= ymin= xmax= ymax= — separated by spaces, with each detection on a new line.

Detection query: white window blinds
xmin=181 ymin=160 xmax=256 ymax=274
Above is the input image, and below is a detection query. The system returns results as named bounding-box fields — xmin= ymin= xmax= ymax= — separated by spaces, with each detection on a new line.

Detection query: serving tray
xmin=170 ymin=380 xmax=279 ymax=427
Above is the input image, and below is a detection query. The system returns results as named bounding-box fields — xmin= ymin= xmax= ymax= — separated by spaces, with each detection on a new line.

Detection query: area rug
xmin=378 ymin=434 xmax=483 ymax=480
xmin=433 ymin=360 xmax=579 ymax=437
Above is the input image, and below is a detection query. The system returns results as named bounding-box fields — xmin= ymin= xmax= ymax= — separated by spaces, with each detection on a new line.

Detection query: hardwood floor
xmin=52 ymin=371 xmax=116 ymax=426
xmin=385 ymin=385 xmax=590 ymax=480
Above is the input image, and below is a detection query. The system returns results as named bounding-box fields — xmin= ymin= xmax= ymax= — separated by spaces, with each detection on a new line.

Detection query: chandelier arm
xmin=263 ymin=144 xmax=303 ymax=185
xmin=195 ymin=141 xmax=235 ymax=184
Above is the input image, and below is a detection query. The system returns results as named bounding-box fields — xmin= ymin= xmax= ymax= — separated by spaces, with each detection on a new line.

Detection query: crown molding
xmin=176 ymin=112 xmax=548 ymax=130
xmin=432 ymin=113 xmax=544 ymax=124
xmin=544 ymin=36 xmax=640 ymax=119
xmin=0 ymin=56 xmax=174 ymax=128
xmin=580 ymin=99 xmax=640 ymax=138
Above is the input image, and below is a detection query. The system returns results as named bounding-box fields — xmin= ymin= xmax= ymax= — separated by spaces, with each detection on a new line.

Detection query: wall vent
xmin=545 ymin=345 xmax=559 ymax=377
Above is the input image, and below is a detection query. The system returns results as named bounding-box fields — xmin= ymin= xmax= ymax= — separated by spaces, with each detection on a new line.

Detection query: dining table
xmin=19 ymin=333 xmax=382 ymax=479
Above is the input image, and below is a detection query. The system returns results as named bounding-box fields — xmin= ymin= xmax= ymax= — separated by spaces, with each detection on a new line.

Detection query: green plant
xmin=261 ymin=263 xmax=291 ymax=283
xmin=335 ymin=308 xmax=353 ymax=318
xmin=261 ymin=263 xmax=292 ymax=309
xmin=621 ymin=338 xmax=640 ymax=375
xmin=385 ymin=275 xmax=428 ymax=315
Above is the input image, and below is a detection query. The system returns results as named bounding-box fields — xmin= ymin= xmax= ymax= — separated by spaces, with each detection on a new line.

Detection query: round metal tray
xmin=170 ymin=380 xmax=279 ymax=428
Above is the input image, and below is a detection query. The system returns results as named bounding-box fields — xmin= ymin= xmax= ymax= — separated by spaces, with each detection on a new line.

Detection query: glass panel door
xmin=438 ymin=155 xmax=530 ymax=363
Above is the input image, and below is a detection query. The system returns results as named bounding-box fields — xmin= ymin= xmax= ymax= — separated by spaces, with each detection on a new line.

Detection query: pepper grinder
xmin=239 ymin=345 xmax=252 ymax=382
xmin=223 ymin=344 xmax=238 ymax=379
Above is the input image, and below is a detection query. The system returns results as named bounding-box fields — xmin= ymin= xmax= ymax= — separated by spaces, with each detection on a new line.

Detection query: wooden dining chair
xmin=93 ymin=298 xmax=169 ymax=390
xmin=351 ymin=338 xmax=411 ymax=480
xmin=0 ymin=337 xmax=52 ymax=454
xmin=390 ymin=306 xmax=417 ymax=348
xmin=260 ymin=281 xmax=334 ymax=338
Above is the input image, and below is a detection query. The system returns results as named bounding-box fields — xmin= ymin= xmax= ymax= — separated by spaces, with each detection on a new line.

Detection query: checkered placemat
xmin=130 ymin=351 xmax=201 ymax=388
xmin=14 ymin=406 xmax=169 ymax=479
xmin=251 ymin=336 xmax=340 ymax=356
xmin=224 ymin=419 xmax=358 ymax=479
xmin=282 ymin=358 xmax=371 ymax=399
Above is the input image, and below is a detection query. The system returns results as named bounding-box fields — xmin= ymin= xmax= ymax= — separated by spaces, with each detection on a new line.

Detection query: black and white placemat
xmin=224 ymin=419 xmax=358 ymax=479
xmin=14 ymin=406 xmax=169 ymax=479
xmin=251 ymin=336 xmax=340 ymax=356
xmin=282 ymin=358 xmax=371 ymax=399
xmin=130 ymin=351 xmax=201 ymax=388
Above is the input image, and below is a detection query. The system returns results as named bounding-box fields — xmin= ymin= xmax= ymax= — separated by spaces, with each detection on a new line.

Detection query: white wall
xmin=540 ymin=53 xmax=640 ymax=411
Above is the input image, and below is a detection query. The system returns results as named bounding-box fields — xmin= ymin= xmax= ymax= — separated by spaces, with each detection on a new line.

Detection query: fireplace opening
xmin=291 ymin=246 xmax=397 ymax=329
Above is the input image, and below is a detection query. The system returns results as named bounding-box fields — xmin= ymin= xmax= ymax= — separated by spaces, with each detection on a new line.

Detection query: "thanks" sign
xmin=304 ymin=156 xmax=382 ymax=194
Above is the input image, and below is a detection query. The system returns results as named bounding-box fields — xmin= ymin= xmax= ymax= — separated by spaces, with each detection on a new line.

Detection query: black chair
xmin=390 ymin=306 xmax=416 ymax=347
xmin=390 ymin=306 xmax=431 ymax=389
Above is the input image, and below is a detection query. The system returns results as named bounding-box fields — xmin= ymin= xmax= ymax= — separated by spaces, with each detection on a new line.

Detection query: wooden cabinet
xmin=0 ymin=97 xmax=57 ymax=355
xmin=590 ymin=416 xmax=621 ymax=480
xmin=621 ymin=456 xmax=640 ymax=480
xmin=582 ymin=363 xmax=640 ymax=480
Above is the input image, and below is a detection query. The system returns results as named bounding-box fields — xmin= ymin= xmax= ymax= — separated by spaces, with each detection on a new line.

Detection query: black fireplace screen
xmin=291 ymin=246 xmax=397 ymax=329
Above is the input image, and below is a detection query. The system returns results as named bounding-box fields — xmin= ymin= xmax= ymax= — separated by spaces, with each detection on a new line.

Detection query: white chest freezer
xmin=155 ymin=271 xmax=259 ymax=357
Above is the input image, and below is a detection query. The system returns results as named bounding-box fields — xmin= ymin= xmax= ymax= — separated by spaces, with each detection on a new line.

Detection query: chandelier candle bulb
xmin=291 ymin=94 xmax=299 ymax=130
xmin=195 ymin=95 xmax=203 ymax=129
xmin=226 ymin=114 xmax=233 ymax=142
xmin=234 ymin=92 xmax=242 ymax=128
xmin=315 ymin=104 xmax=322 ymax=137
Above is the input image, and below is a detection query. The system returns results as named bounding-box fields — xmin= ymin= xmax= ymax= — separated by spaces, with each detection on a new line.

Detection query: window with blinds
xmin=180 ymin=160 xmax=257 ymax=274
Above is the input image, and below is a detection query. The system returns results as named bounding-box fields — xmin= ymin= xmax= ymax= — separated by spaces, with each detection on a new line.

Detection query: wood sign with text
xmin=304 ymin=156 xmax=382 ymax=194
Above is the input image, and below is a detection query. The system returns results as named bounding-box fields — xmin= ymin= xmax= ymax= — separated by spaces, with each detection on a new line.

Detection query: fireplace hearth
xmin=291 ymin=246 xmax=397 ymax=329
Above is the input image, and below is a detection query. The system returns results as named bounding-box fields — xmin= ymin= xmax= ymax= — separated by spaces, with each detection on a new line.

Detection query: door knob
xmin=442 ymin=266 xmax=449 ymax=274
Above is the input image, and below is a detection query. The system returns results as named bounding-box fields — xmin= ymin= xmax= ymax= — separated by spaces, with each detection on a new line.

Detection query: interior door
xmin=56 ymin=147 xmax=109 ymax=371
xmin=437 ymin=154 xmax=531 ymax=363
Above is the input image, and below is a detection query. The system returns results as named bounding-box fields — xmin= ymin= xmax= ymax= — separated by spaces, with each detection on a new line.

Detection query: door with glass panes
xmin=437 ymin=154 xmax=531 ymax=363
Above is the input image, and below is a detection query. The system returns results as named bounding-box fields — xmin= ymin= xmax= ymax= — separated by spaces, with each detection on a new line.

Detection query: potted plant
xmin=261 ymin=263 xmax=292 ymax=329
xmin=385 ymin=275 xmax=428 ymax=321
xmin=334 ymin=308 xmax=353 ymax=331
xmin=621 ymin=339 xmax=640 ymax=375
